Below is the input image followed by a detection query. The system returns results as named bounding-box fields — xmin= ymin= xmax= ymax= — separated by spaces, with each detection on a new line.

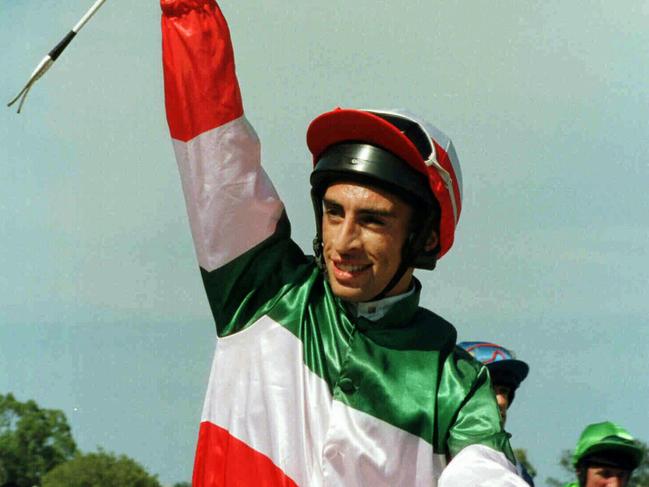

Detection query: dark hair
xmin=577 ymin=467 xmax=587 ymax=487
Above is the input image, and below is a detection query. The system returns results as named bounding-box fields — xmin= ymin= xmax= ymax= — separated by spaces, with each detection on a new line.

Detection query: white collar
xmin=347 ymin=286 xmax=416 ymax=321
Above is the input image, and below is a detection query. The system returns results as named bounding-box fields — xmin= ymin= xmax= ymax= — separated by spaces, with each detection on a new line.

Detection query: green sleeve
xmin=200 ymin=213 xmax=313 ymax=337
xmin=437 ymin=349 xmax=516 ymax=462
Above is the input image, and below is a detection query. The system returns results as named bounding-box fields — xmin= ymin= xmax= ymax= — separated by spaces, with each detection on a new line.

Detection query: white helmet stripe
xmin=364 ymin=109 xmax=461 ymax=225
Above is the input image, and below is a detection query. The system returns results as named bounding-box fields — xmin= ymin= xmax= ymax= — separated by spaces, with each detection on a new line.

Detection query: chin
xmin=327 ymin=279 xmax=371 ymax=303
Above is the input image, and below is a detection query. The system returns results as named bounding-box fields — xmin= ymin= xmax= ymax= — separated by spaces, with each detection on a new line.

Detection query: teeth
xmin=338 ymin=263 xmax=367 ymax=272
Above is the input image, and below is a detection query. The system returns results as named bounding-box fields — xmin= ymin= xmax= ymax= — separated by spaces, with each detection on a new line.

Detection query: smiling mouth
xmin=332 ymin=260 xmax=371 ymax=280
xmin=336 ymin=263 xmax=369 ymax=272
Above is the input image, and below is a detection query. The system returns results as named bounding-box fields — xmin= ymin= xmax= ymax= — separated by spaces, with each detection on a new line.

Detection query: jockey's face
xmin=584 ymin=465 xmax=631 ymax=487
xmin=321 ymin=182 xmax=414 ymax=302
xmin=493 ymin=384 xmax=511 ymax=425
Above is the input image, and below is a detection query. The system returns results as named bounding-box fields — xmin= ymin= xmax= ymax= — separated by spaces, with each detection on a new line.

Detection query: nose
xmin=332 ymin=215 xmax=361 ymax=252
xmin=607 ymin=477 xmax=623 ymax=487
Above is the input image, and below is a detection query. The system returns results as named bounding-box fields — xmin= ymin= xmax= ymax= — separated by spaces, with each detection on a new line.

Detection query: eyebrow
xmin=322 ymin=198 xmax=397 ymax=219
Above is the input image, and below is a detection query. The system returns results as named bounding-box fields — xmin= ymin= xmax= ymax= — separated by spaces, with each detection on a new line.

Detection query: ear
xmin=424 ymin=231 xmax=439 ymax=252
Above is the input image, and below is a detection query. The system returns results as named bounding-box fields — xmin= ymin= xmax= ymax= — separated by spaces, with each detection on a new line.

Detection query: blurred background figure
xmin=565 ymin=421 xmax=643 ymax=487
xmin=459 ymin=341 xmax=533 ymax=485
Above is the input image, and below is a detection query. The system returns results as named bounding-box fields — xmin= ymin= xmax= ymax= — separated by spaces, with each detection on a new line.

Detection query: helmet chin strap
xmin=311 ymin=188 xmax=437 ymax=303
xmin=311 ymin=189 xmax=326 ymax=270
xmin=369 ymin=257 xmax=411 ymax=301
xmin=370 ymin=211 xmax=437 ymax=301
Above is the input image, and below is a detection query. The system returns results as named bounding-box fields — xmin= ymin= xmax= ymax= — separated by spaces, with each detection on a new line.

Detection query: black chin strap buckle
xmin=313 ymin=237 xmax=325 ymax=270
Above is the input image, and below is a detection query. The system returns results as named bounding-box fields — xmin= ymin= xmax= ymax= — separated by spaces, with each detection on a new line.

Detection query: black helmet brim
xmin=486 ymin=359 xmax=530 ymax=390
xmin=310 ymin=143 xmax=433 ymax=208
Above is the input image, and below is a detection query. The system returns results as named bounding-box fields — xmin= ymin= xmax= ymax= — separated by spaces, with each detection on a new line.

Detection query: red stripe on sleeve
xmin=161 ymin=0 xmax=243 ymax=142
xmin=193 ymin=421 xmax=299 ymax=487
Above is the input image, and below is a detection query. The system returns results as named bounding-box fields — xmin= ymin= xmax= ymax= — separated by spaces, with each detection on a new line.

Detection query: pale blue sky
xmin=2 ymin=1 xmax=648 ymax=485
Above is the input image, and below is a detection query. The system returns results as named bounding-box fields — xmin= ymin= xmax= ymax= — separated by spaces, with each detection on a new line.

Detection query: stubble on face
xmin=321 ymin=182 xmax=414 ymax=303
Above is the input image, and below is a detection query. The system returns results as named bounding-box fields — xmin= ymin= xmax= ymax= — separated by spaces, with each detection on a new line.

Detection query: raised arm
xmin=161 ymin=0 xmax=300 ymax=335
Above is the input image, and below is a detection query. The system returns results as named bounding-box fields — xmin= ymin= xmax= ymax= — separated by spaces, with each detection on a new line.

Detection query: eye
xmin=323 ymin=203 xmax=343 ymax=219
xmin=360 ymin=214 xmax=386 ymax=227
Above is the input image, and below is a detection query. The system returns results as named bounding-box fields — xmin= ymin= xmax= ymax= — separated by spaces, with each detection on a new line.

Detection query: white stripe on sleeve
xmin=173 ymin=116 xmax=284 ymax=271
xmin=439 ymin=444 xmax=528 ymax=487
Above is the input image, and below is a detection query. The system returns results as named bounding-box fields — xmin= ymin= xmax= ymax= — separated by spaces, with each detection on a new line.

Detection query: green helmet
xmin=572 ymin=421 xmax=643 ymax=470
